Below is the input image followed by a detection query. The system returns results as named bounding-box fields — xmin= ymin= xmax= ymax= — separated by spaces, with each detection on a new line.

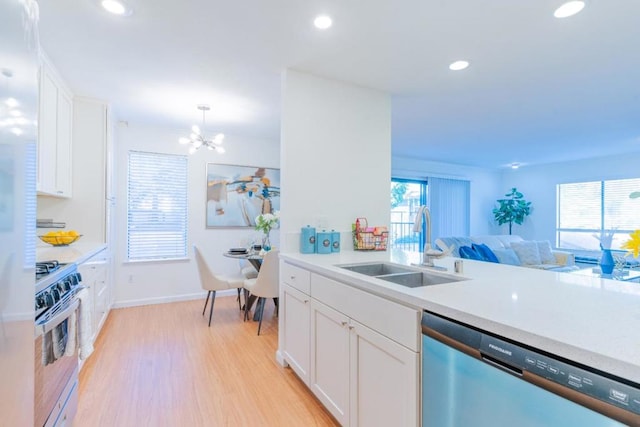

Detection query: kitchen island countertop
xmin=280 ymin=249 xmax=640 ymax=384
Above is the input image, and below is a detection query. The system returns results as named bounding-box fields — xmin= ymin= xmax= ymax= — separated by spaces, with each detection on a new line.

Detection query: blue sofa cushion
xmin=472 ymin=243 xmax=500 ymax=263
xmin=459 ymin=245 xmax=483 ymax=261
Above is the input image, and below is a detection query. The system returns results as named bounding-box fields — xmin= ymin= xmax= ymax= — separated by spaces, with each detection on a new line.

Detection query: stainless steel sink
xmin=338 ymin=262 xmax=468 ymax=288
xmin=339 ymin=262 xmax=415 ymax=276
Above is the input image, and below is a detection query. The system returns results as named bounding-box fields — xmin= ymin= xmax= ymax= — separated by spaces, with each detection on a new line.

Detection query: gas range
xmin=35 ymin=260 xmax=82 ymax=319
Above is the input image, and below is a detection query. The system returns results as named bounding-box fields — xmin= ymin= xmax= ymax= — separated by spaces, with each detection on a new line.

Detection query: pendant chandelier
xmin=179 ymin=104 xmax=225 ymax=154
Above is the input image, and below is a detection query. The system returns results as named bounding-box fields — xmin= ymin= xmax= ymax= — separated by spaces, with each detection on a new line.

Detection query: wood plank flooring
xmin=75 ymin=295 xmax=338 ymax=427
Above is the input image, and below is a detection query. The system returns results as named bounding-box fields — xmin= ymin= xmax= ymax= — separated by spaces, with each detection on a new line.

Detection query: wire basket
xmin=352 ymin=218 xmax=388 ymax=251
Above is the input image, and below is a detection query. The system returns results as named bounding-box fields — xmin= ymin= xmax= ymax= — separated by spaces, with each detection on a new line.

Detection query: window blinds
xmin=127 ymin=151 xmax=188 ymax=261
xmin=427 ymin=177 xmax=470 ymax=245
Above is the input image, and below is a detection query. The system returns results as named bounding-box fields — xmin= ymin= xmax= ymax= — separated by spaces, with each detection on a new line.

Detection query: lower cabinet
xmin=282 ymin=283 xmax=311 ymax=383
xmin=77 ymin=249 xmax=111 ymax=343
xmin=281 ymin=261 xmax=420 ymax=427
xmin=310 ymin=299 xmax=350 ymax=425
xmin=310 ymin=299 xmax=419 ymax=426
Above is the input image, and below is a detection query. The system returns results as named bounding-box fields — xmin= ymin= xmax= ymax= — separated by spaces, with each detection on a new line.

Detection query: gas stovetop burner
xmin=36 ymin=260 xmax=62 ymax=281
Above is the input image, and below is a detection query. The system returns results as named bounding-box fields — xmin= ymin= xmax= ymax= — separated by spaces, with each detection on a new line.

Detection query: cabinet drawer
xmin=281 ymin=262 xmax=311 ymax=294
xmin=311 ymin=274 xmax=420 ymax=351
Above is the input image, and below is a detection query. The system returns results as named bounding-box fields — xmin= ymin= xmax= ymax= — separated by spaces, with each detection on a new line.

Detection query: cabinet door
xmin=37 ymin=70 xmax=58 ymax=194
xmin=282 ymin=283 xmax=311 ymax=384
xmin=350 ymin=320 xmax=419 ymax=427
xmin=55 ymin=90 xmax=72 ymax=196
xmin=310 ymin=299 xmax=350 ymax=426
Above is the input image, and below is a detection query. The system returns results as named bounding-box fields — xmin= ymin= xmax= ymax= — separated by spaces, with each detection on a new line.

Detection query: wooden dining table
xmin=223 ymin=250 xmax=265 ymax=321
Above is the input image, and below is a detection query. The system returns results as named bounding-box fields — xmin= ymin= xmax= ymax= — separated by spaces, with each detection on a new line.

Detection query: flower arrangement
xmin=255 ymin=211 xmax=280 ymax=235
xmin=621 ymin=230 xmax=640 ymax=258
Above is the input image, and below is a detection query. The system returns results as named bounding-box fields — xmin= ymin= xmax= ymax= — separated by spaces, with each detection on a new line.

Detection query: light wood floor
xmin=75 ymin=295 xmax=338 ymax=427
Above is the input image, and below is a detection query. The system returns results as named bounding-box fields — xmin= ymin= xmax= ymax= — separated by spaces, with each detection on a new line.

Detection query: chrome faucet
xmin=413 ymin=206 xmax=451 ymax=270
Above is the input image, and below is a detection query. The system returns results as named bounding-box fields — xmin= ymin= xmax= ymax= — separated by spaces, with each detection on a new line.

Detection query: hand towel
xmin=52 ymin=319 xmax=68 ymax=359
xmin=41 ymin=330 xmax=55 ymax=366
xmin=64 ymin=310 xmax=77 ymax=357
xmin=76 ymin=287 xmax=94 ymax=360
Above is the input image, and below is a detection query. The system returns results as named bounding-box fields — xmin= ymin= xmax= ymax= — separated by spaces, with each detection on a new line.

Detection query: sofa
xmin=435 ymin=235 xmax=579 ymax=272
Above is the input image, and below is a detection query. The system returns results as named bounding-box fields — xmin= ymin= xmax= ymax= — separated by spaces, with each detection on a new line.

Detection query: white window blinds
xmin=557 ymin=178 xmax=640 ymax=250
xmin=127 ymin=151 xmax=188 ymax=261
xmin=427 ymin=177 xmax=470 ymax=245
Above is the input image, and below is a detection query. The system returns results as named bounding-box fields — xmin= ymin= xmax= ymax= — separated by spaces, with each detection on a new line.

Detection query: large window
xmin=127 ymin=151 xmax=188 ymax=261
xmin=557 ymin=178 xmax=640 ymax=250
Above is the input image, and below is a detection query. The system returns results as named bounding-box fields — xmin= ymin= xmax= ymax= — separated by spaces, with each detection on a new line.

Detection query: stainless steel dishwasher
xmin=421 ymin=312 xmax=640 ymax=426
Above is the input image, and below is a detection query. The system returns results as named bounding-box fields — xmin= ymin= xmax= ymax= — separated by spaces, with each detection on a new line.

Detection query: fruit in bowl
xmin=39 ymin=230 xmax=82 ymax=246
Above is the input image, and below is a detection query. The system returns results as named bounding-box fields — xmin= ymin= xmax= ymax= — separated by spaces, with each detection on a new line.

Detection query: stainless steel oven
xmin=35 ymin=263 xmax=83 ymax=427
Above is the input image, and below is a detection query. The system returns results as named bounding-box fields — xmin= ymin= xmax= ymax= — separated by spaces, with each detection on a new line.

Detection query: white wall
xmin=499 ymin=152 xmax=640 ymax=244
xmin=280 ymin=70 xmax=391 ymax=251
xmin=392 ymin=156 xmax=502 ymax=236
xmin=112 ymin=123 xmax=279 ymax=307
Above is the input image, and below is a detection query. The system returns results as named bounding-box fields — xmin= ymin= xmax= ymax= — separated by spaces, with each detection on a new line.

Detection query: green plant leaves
xmin=492 ymin=187 xmax=532 ymax=234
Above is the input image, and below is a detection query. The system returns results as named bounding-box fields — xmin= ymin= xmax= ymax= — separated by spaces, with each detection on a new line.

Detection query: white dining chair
xmin=193 ymin=245 xmax=245 ymax=327
xmin=243 ymin=250 xmax=279 ymax=335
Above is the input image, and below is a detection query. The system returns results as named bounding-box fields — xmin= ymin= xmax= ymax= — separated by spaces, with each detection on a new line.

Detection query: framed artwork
xmin=206 ymin=163 xmax=280 ymax=228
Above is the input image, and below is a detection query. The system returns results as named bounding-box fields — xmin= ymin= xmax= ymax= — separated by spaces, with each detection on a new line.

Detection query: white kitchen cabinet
xmin=282 ymin=283 xmax=311 ymax=384
xmin=77 ymin=248 xmax=111 ymax=344
xmin=349 ymin=319 xmax=419 ymax=427
xmin=310 ymin=299 xmax=350 ymax=425
xmin=37 ymin=54 xmax=73 ymax=198
xmin=280 ymin=261 xmax=421 ymax=427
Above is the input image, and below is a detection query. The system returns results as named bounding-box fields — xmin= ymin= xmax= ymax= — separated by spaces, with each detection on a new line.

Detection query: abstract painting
xmin=206 ymin=163 xmax=280 ymax=228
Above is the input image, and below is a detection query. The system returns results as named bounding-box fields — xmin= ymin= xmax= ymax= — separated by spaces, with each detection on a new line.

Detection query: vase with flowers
xmin=255 ymin=211 xmax=280 ymax=252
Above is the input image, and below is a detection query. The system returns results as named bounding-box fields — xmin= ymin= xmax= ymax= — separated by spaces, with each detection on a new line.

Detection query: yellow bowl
xmin=38 ymin=234 xmax=82 ymax=246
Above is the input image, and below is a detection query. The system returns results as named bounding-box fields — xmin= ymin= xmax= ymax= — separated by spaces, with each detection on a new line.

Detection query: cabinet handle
xmin=348 ymin=325 xmax=354 ymax=330
xmin=290 ymin=275 xmax=296 ymax=280
xmin=341 ymin=321 xmax=348 ymax=327
xmin=304 ymin=299 xmax=309 ymax=304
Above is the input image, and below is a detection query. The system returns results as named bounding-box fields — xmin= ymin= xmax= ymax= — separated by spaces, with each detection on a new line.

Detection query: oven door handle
xmin=37 ymin=299 xmax=79 ymax=336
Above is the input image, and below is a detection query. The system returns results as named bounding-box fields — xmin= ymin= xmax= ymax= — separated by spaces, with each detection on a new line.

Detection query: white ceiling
xmin=37 ymin=0 xmax=640 ymax=169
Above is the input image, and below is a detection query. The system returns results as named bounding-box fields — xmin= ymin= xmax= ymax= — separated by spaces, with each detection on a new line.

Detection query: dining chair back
xmin=243 ymin=250 xmax=280 ymax=335
xmin=193 ymin=245 xmax=244 ymax=326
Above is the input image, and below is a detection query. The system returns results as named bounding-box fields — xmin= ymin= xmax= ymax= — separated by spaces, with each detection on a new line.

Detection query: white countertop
xmin=36 ymin=241 xmax=108 ymax=265
xmin=280 ymin=249 xmax=640 ymax=384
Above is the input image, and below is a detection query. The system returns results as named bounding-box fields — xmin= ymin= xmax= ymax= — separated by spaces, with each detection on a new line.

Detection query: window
xmin=127 ymin=151 xmax=188 ymax=261
xmin=390 ymin=179 xmax=427 ymax=251
xmin=557 ymin=178 xmax=640 ymax=250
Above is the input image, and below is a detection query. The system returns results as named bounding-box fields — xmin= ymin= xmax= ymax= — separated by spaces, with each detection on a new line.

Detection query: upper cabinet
xmin=37 ymin=53 xmax=73 ymax=198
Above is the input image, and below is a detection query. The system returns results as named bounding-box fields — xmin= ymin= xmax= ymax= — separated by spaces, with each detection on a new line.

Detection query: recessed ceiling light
xmin=449 ymin=60 xmax=469 ymax=71
xmin=101 ymin=0 xmax=132 ymax=16
xmin=314 ymin=15 xmax=333 ymax=30
xmin=554 ymin=1 xmax=585 ymax=18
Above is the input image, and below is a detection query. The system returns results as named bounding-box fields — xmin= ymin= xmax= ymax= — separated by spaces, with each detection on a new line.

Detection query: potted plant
xmin=492 ymin=188 xmax=532 ymax=235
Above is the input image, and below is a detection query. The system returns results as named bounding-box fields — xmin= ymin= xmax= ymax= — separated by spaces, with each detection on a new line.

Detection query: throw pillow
xmin=492 ymin=248 xmax=521 ymax=266
xmin=510 ymin=241 xmax=542 ymax=266
xmin=472 ymin=243 xmax=499 ymax=263
xmin=437 ymin=237 xmax=474 ymax=257
xmin=459 ymin=245 xmax=483 ymax=261
xmin=536 ymin=241 xmax=556 ymax=264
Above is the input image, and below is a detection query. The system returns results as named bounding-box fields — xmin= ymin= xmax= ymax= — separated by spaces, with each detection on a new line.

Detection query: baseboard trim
xmin=275 ymin=350 xmax=288 ymax=368
xmin=113 ymin=289 xmax=238 ymax=309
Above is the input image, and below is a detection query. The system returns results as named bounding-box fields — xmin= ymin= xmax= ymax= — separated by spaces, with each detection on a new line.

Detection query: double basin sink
xmin=338 ymin=262 xmax=468 ymax=288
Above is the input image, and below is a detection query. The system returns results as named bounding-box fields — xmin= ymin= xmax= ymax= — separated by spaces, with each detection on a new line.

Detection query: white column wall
xmin=280 ymin=70 xmax=391 ymax=252
xmin=112 ymin=123 xmax=279 ymax=307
